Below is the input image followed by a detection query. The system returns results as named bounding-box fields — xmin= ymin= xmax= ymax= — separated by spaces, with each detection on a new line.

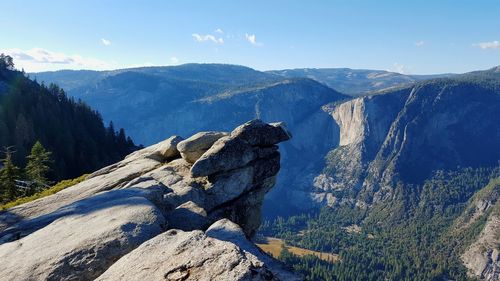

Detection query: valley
xmin=9 ymin=62 xmax=500 ymax=280
xmin=256 ymin=237 xmax=340 ymax=262
xmin=2 ymin=2 xmax=500 ymax=280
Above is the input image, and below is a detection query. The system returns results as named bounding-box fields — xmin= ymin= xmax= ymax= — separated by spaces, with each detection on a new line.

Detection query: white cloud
xmin=245 ymin=33 xmax=262 ymax=46
xmin=0 ymin=47 xmax=112 ymax=72
xmin=192 ymin=33 xmax=224 ymax=44
xmin=474 ymin=40 xmax=500 ymax=49
xmin=415 ymin=41 xmax=425 ymax=47
xmin=170 ymin=56 xmax=179 ymax=64
xmin=101 ymin=38 xmax=111 ymax=46
xmin=215 ymin=28 xmax=224 ymax=34
xmin=389 ymin=62 xmax=410 ymax=74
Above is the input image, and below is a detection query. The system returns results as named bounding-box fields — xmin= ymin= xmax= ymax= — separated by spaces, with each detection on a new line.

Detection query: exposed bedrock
xmin=0 ymin=120 xmax=298 ymax=281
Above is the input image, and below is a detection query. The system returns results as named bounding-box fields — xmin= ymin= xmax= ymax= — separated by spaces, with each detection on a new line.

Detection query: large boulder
xmin=152 ymin=135 xmax=184 ymax=160
xmin=96 ymin=219 xmax=301 ymax=281
xmin=190 ymin=120 xmax=290 ymax=178
xmin=231 ymin=120 xmax=292 ymax=146
xmin=177 ymin=131 xmax=228 ymax=163
xmin=206 ymin=166 xmax=255 ymax=204
xmin=120 ymin=135 xmax=183 ymax=163
xmin=191 ymin=136 xmax=256 ymax=177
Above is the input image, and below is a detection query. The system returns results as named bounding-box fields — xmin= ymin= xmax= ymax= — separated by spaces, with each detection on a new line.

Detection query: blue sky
xmin=1 ymin=0 xmax=499 ymax=74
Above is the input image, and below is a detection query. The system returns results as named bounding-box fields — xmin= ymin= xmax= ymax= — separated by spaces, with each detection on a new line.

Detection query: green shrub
xmin=0 ymin=174 xmax=88 ymax=210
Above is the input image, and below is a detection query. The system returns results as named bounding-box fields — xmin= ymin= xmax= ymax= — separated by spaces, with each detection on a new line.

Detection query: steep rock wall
xmin=0 ymin=120 xmax=300 ymax=281
xmin=311 ymin=89 xmax=409 ymax=206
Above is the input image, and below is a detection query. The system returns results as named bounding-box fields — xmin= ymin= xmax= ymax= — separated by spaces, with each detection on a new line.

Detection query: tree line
xmin=0 ymin=54 xmax=139 ymax=203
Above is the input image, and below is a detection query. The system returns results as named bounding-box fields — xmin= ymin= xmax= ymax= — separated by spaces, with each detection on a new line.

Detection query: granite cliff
xmin=460 ymin=179 xmax=500 ymax=281
xmin=29 ymin=65 xmax=500 ymax=280
xmin=314 ymin=70 xmax=500 ymax=208
xmin=0 ymin=120 xmax=300 ymax=281
xmin=310 ymin=69 xmax=500 ymax=280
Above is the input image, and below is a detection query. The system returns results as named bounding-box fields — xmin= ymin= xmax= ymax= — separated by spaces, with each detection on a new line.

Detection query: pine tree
xmin=25 ymin=141 xmax=52 ymax=193
xmin=0 ymin=53 xmax=14 ymax=70
xmin=0 ymin=148 xmax=21 ymax=202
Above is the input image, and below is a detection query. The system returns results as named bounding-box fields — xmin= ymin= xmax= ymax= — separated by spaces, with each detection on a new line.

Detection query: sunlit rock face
xmin=314 ymin=76 xmax=500 ymax=207
xmin=0 ymin=120 xmax=300 ymax=281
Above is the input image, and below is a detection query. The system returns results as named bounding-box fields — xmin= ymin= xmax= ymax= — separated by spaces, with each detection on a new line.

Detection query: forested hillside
xmin=259 ymin=166 xmax=500 ymax=280
xmin=255 ymin=68 xmax=500 ymax=280
xmin=0 ymin=55 xmax=138 ymax=194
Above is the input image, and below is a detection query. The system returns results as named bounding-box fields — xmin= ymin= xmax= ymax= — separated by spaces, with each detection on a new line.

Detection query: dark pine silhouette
xmin=0 ymin=54 xmax=139 ymax=181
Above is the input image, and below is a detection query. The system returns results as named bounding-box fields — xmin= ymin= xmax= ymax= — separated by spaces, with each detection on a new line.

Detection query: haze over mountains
xmin=33 ymin=65 xmax=349 ymax=214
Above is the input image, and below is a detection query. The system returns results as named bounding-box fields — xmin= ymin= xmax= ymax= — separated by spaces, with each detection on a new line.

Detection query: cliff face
xmin=31 ymin=65 xmax=500 ymax=215
xmin=460 ymin=179 xmax=500 ymax=281
xmin=314 ymin=75 xmax=500 ymax=207
xmin=0 ymin=120 xmax=300 ymax=281
xmin=462 ymin=215 xmax=500 ymax=281
xmin=314 ymin=73 xmax=500 ymax=280
xmin=313 ymin=89 xmax=408 ymax=204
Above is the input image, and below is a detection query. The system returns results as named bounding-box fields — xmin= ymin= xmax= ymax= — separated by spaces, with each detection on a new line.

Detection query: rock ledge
xmin=0 ymin=120 xmax=298 ymax=281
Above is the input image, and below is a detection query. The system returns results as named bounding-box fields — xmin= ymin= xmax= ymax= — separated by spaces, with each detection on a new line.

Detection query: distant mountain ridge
xmin=33 ymin=64 xmax=455 ymax=99
xmin=268 ymin=67 xmax=454 ymax=96
xmin=33 ymin=64 xmax=280 ymax=95
xmin=34 ymin=65 xmax=345 ymax=145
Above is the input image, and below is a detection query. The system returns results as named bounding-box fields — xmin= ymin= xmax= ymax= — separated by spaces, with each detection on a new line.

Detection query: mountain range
xmin=32 ymin=64 xmax=500 ymax=280
xmin=268 ymin=68 xmax=454 ymax=96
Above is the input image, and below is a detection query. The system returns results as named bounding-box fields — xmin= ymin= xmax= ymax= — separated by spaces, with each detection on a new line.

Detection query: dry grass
xmin=0 ymin=175 xmax=88 ymax=210
xmin=256 ymin=237 xmax=340 ymax=263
